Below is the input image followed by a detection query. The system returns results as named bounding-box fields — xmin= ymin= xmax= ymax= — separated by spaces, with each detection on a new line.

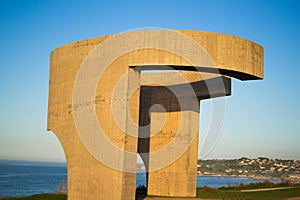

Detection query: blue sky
xmin=0 ymin=0 xmax=299 ymax=162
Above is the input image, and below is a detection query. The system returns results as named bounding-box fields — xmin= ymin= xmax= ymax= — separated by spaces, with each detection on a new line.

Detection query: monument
xmin=47 ymin=30 xmax=263 ymax=199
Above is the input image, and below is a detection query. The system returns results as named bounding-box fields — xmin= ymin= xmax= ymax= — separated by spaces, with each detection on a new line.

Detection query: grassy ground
xmin=146 ymin=183 xmax=300 ymax=200
xmin=196 ymin=185 xmax=300 ymax=199
xmin=1 ymin=184 xmax=300 ymax=200
xmin=0 ymin=194 xmax=66 ymax=200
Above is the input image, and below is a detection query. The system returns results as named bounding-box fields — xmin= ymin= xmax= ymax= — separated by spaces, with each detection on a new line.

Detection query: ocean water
xmin=0 ymin=160 xmax=279 ymax=198
xmin=0 ymin=160 xmax=67 ymax=198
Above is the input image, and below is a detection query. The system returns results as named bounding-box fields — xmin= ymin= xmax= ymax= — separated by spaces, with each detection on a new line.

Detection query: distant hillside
xmin=197 ymin=157 xmax=300 ymax=183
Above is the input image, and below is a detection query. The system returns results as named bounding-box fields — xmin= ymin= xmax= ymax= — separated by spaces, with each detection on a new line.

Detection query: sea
xmin=0 ymin=160 xmax=280 ymax=198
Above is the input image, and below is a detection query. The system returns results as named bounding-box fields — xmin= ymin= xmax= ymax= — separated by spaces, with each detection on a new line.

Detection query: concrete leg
xmin=49 ymin=69 xmax=140 ymax=200
xmin=138 ymin=85 xmax=200 ymax=197
xmin=147 ymin=109 xmax=199 ymax=197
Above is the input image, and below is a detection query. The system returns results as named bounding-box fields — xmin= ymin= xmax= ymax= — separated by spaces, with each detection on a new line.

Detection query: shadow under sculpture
xmin=47 ymin=30 xmax=264 ymax=200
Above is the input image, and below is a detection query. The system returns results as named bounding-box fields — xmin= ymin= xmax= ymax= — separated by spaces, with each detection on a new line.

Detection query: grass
xmin=1 ymin=182 xmax=300 ymax=200
xmin=196 ymin=185 xmax=300 ymax=199
xmin=0 ymin=194 xmax=66 ymax=200
xmin=218 ymin=180 xmax=294 ymax=190
xmin=147 ymin=182 xmax=300 ymax=199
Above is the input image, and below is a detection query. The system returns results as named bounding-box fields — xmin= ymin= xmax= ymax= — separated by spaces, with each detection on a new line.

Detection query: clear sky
xmin=0 ymin=0 xmax=299 ymax=162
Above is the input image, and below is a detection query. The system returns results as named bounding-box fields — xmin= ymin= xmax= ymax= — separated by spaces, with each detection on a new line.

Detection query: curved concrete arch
xmin=51 ymin=30 xmax=263 ymax=80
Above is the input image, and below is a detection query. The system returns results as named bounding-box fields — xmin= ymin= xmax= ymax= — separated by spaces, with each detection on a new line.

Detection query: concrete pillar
xmin=138 ymin=75 xmax=231 ymax=197
xmin=48 ymin=65 xmax=140 ymax=200
xmin=138 ymin=84 xmax=200 ymax=197
xmin=147 ymin=110 xmax=199 ymax=197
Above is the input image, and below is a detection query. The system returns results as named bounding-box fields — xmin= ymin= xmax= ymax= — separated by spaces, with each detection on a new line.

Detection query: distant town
xmin=137 ymin=157 xmax=300 ymax=183
xmin=197 ymin=157 xmax=300 ymax=183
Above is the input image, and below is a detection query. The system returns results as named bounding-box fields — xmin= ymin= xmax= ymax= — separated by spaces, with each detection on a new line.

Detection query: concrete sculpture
xmin=47 ymin=30 xmax=263 ymax=199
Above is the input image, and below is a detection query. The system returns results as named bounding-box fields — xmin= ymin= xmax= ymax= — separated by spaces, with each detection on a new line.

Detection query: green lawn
xmin=1 ymin=185 xmax=300 ymax=200
xmin=196 ymin=186 xmax=300 ymax=200
xmin=0 ymin=194 xmax=66 ymax=200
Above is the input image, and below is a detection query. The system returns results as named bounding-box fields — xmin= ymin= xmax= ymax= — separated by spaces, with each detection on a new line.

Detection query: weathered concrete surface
xmin=47 ymin=30 xmax=263 ymax=200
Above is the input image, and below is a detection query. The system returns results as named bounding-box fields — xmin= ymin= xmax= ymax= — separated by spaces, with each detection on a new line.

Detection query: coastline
xmin=197 ymin=173 xmax=300 ymax=184
xmin=198 ymin=173 xmax=279 ymax=180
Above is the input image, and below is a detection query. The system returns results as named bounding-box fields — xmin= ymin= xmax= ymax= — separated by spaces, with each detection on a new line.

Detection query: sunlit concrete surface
xmin=47 ymin=30 xmax=263 ymax=200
